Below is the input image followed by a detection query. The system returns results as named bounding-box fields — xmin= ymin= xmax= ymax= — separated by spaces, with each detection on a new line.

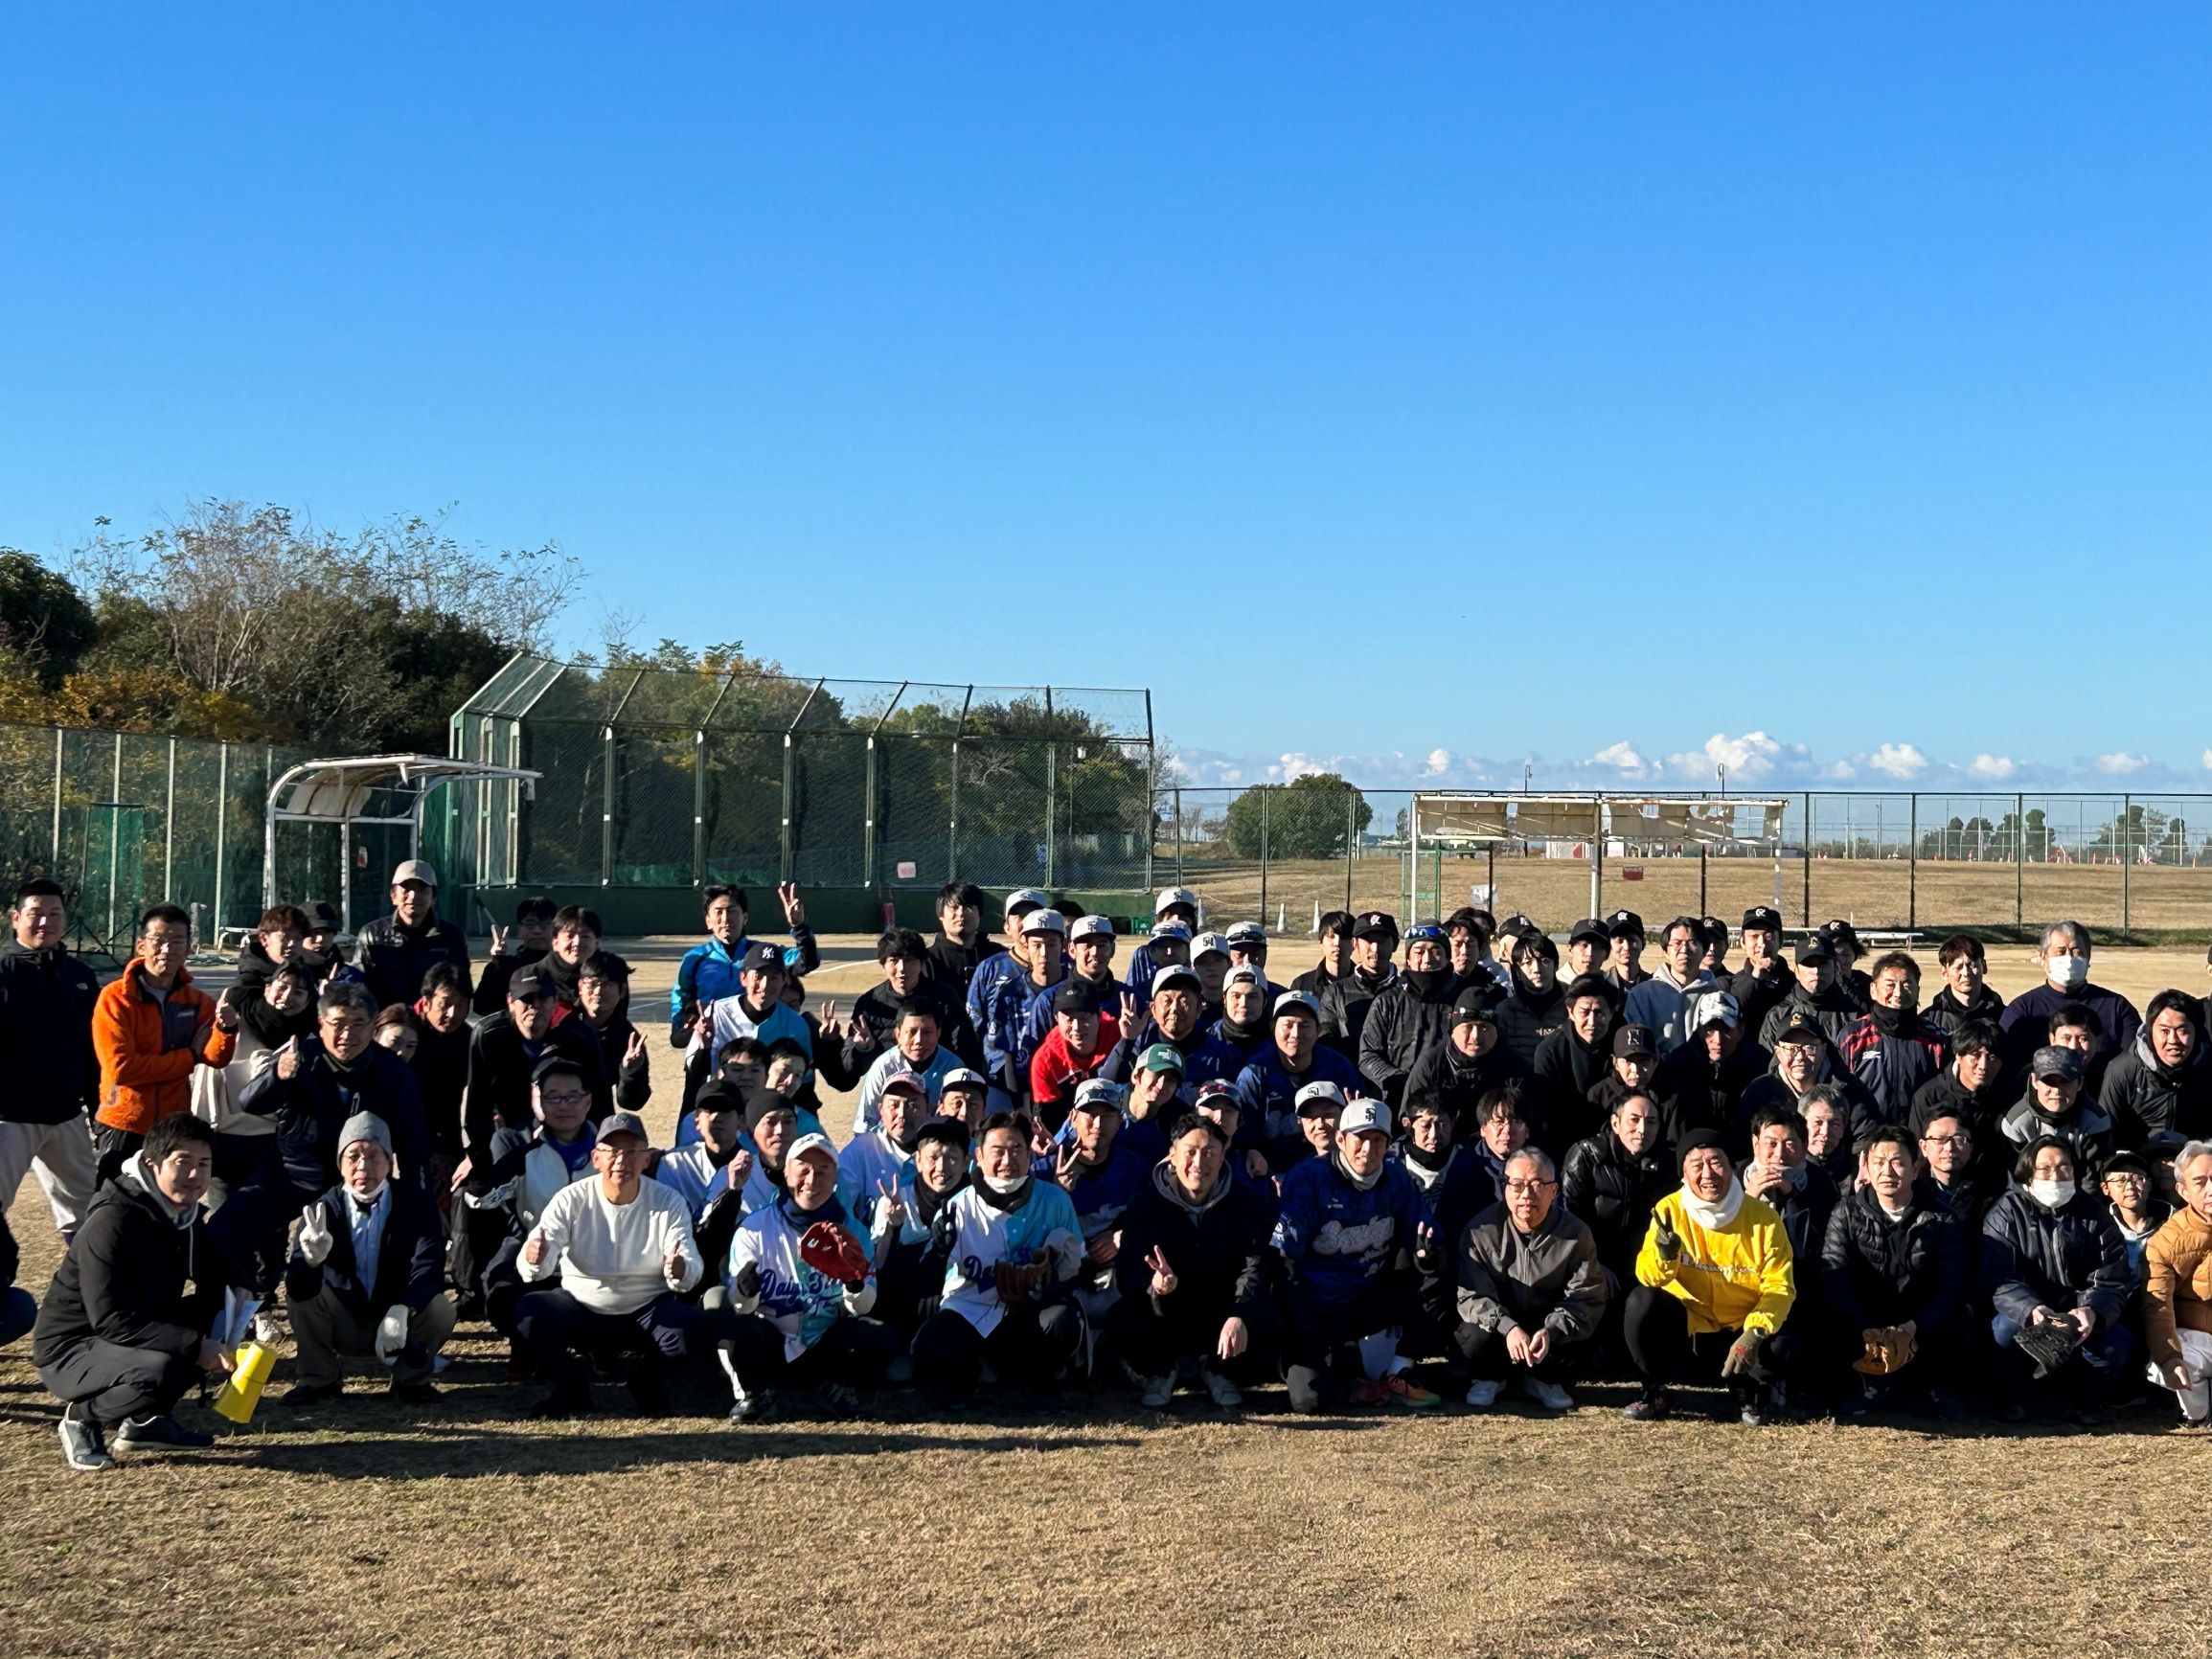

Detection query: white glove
xmin=375 ymin=1305 xmax=409 ymax=1365
xmin=298 ymin=1205 xmax=335 ymax=1266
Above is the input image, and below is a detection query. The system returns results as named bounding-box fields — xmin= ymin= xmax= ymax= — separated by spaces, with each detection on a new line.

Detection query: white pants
xmin=0 ymin=1116 xmax=100 ymax=1235
xmin=2148 ymin=1328 xmax=2212 ymax=1422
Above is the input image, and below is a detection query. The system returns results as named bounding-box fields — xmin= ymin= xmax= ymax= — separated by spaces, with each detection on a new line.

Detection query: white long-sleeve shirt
xmin=519 ymin=1176 xmax=701 ymax=1314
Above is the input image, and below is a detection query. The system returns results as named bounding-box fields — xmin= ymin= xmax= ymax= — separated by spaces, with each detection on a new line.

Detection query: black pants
xmin=513 ymin=1287 xmax=705 ymax=1391
xmin=39 ymin=1339 xmax=199 ymax=1426
xmin=911 ymin=1304 xmax=1082 ymax=1398
xmin=1283 ymin=1275 xmax=1425 ymax=1412
xmin=1623 ymin=1284 xmax=1774 ymax=1396
xmin=870 ymin=1241 xmax=946 ymax=1339
xmin=1105 ymin=1290 xmax=1276 ymax=1383
xmin=1835 ymin=1311 xmax=1966 ymax=1401
xmin=1460 ymin=1322 xmax=1588 ymax=1384
xmin=91 ymin=1125 xmax=143 ymax=1187
xmin=720 ymin=1312 xmax=903 ymax=1394
xmin=204 ymin=1166 xmax=314 ymax=1299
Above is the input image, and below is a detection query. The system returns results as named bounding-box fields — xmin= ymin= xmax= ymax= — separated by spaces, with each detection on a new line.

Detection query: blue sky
xmin=3 ymin=7 xmax=2208 ymax=792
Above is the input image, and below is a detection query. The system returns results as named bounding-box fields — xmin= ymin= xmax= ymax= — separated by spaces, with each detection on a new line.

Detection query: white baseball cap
xmin=1069 ymin=915 xmax=1115 ymax=941
xmin=1338 ymin=1100 xmax=1390 ymax=1137
xmin=1021 ymin=910 xmax=1068 ymax=936
xmin=1154 ymin=886 xmax=1199 ymax=915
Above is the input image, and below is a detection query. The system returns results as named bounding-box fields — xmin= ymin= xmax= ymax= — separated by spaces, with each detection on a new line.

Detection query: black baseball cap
xmin=740 ymin=943 xmax=785 ymax=974
xmin=1568 ymin=918 xmax=1609 ymax=946
xmin=1611 ymin=1024 xmax=1656 ymax=1059
xmin=508 ymin=965 xmax=554 ymax=1000
xmin=1605 ymin=909 xmax=1645 ymax=940
xmin=1742 ymin=906 xmax=1783 ymax=933
xmin=1053 ymin=981 xmax=1103 ymax=1016
xmin=1451 ymin=987 xmax=1503 ymax=1027
xmin=1794 ymin=937 xmax=1835 ymax=966
xmin=300 ymin=899 xmax=341 ymax=934
xmin=1351 ymin=910 xmax=1400 ymax=942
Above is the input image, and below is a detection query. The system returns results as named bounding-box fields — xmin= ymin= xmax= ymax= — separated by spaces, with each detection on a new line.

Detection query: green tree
xmin=1223 ymin=774 xmax=1371 ymax=859
xmin=0 ymin=550 xmax=98 ymax=686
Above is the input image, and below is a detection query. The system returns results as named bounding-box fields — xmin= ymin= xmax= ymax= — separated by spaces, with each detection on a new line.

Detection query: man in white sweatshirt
xmin=513 ymin=1110 xmax=703 ymax=1418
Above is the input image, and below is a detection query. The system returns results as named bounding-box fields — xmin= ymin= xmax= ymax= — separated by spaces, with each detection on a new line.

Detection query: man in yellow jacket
xmin=1625 ymin=1129 xmax=1795 ymax=1425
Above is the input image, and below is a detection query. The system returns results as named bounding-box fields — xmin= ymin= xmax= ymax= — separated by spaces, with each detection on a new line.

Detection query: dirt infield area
xmin=1 ymin=939 xmax=2203 ymax=1659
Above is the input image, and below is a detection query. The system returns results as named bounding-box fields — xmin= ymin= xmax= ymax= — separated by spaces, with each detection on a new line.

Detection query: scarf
xmin=976 ymin=1172 xmax=1033 ymax=1211
xmin=1680 ymin=1175 xmax=1745 ymax=1232
xmin=1869 ymin=1004 xmax=1913 ymax=1037
xmin=1402 ymin=968 xmax=1452 ymax=1003
xmin=915 ymin=1173 xmax=966 ymax=1229
xmin=1334 ymin=1149 xmax=1383 ymax=1193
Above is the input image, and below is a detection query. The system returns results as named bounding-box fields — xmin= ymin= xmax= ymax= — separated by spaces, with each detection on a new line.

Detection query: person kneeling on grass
xmin=1981 ymin=1133 xmax=2133 ymax=1426
xmin=283 ymin=1112 xmax=453 ymax=1409
xmin=1271 ymin=1098 xmax=1441 ymax=1412
xmin=910 ymin=1112 xmax=1083 ymax=1407
xmin=719 ymin=1133 xmax=901 ymax=1423
xmin=1456 ymin=1147 xmax=1608 ymax=1413
xmin=2144 ymin=1140 xmax=2212 ymax=1428
xmin=513 ymin=1110 xmax=704 ymax=1419
xmin=34 ymin=1114 xmax=235 ymax=1471
xmin=1109 ymin=1113 xmax=1275 ymax=1411
xmin=1623 ymin=1131 xmax=1796 ymax=1426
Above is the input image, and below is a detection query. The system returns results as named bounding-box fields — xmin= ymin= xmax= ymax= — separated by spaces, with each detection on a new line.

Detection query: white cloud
xmin=1421 ymin=748 xmax=1452 ymax=779
xmin=1663 ymin=731 xmax=1783 ymax=783
xmin=1274 ymin=752 xmax=1329 ymax=783
xmin=1865 ymin=742 xmax=1928 ymax=780
xmin=2095 ymin=752 xmax=2149 ymax=776
xmin=2201 ymin=749 xmax=2212 ymax=771
xmin=1585 ymin=740 xmax=1649 ymax=775
xmin=1967 ymin=754 xmax=2016 ymax=781
xmin=1817 ymin=760 xmax=1859 ymax=782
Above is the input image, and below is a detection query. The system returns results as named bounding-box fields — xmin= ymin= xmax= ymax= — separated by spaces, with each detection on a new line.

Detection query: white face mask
xmin=2047 ymin=955 xmax=2089 ymax=990
xmin=2028 ymin=1177 xmax=2076 ymax=1209
xmin=982 ymin=1171 xmax=1026 ymax=1195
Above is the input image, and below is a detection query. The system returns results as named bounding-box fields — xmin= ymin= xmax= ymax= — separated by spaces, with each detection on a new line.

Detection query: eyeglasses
xmin=1502 ymin=1179 xmax=1556 ymax=1195
xmin=1922 ymin=1134 xmax=1971 ymax=1148
xmin=539 ymin=1090 xmax=589 ymax=1108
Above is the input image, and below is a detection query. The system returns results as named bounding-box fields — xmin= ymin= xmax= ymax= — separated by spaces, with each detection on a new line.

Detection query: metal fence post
xmin=947 ymin=739 xmax=960 ymax=881
xmin=1344 ymin=786 xmax=1357 ymax=911
xmin=1044 ymin=742 xmax=1058 ymax=890
xmin=164 ymin=737 xmax=176 ymax=901
xmin=600 ymin=725 xmax=615 ymax=886
xmin=50 ymin=726 xmax=63 ymax=865
xmin=1258 ymin=785 xmax=1270 ymax=923
xmin=1802 ymin=792 xmax=1813 ymax=926
xmin=2122 ymin=793 xmax=2132 ymax=938
xmin=692 ymin=729 xmax=707 ymax=884
xmin=2015 ymin=791 xmax=2024 ymax=928
xmin=1174 ymin=788 xmax=1184 ymax=883
xmin=1907 ymin=795 xmax=1917 ymax=930
xmin=862 ymin=736 xmax=878 ymax=890
xmin=107 ymin=731 xmax=123 ymax=943
xmin=779 ymin=733 xmax=795 ymax=883
xmin=214 ymin=742 xmax=228 ymax=935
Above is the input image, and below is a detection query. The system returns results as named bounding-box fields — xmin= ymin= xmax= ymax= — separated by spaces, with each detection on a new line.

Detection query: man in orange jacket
xmin=92 ymin=904 xmax=239 ymax=1181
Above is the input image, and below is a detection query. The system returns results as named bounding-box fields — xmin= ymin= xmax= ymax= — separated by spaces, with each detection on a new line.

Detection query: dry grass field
xmin=3 ymin=937 xmax=2207 ymax=1659
xmin=1163 ymin=851 xmax=2212 ymax=942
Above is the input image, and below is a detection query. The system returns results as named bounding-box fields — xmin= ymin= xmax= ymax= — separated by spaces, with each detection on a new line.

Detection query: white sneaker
xmin=1137 ymin=1374 xmax=1174 ymax=1409
xmin=253 ymin=1312 xmax=284 ymax=1346
xmin=1199 ymin=1368 xmax=1243 ymax=1408
xmin=1464 ymin=1378 xmax=1503 ymax=1408
xmin=1524 ymin=1378 xmax=1575 ymax=1412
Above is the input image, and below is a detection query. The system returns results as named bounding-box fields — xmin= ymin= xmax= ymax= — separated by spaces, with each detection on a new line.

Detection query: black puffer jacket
xmin=1494 ymin=979 xmax=1568 ymax=1072
xmin=1312 ymin=965 xmax=1394 ymax=1062
xmin=1402 ymin=1041 xmax=1532 ymax=1136
xmin=1653 ymin=1038 xmax=1770 ymax=1147
xmin=1561 ymin=1129 xmax=1673 ymax=1275
xmin=33 ymin=1159 xmax=225 ymax=1368
xmin=2097 ymin=1031 xmax=2212 ymax=1148
xmin=1925 ymin=983 xmax=2006 ymax=1039
xmin=1757 ymin=979 xmax=1863 ymax=1051
xmin=1726 ymin=962 xmax=1795 ymax=1043
xmin=1112 ymin=1163 xmax=1274 ymax=1323
xmin=0 ymin=939 xmax=101 ymax=1125
xmin=1534 ymin=1023 xmax=1612 ymax=1150
xmin=1358 ymin=970 xmax=1461 ymax=1105
xmin=1818 ymin=1183 xmax=1967 ymax=1333
xmin=354 ymin=913 xmax=473 ymax=1011
xmin=1980 ymin=1186 xmax=2134 ymax=1330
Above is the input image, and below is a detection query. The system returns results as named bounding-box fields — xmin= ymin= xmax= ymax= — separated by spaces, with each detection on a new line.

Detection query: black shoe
xmin=527 ymin=1387 xmax=595 ymax=1420
xmin=822 ymin=1382 xmax=862 ymax=1418
xmin=1996 ymin=1399 xmax=2028 ymax=1424
xmin=1621 ymin=1391 xmax=1670 ymax=1422
xmin=388 ymin=1379 xmax=442 ymax=1406
xmin=283 ymin=1381 xmax=345 ymax=1409
xmin=1926 ymin=1386 xmax=1972 ymax=1423
xmin=727 ymin=1386 xmax=776 ymax=1424
xmin=113 ymin=1413 xmax=216 ymax=1451
xmin=57 ymin=1404 xmax=110 ymax=1472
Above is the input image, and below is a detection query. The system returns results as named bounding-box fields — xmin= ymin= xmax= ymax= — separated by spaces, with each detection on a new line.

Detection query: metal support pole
xmin=779 ymin=733 xmax=796 ymax=883
xmin=1044 ymin=743 xmax=1058 ymax=890
xmin=1344 ymin=787 xmax=1357 ymax=911
xmin=948 ymin=739 xmax=960 ymax=881
xmin=340 ymin=817 xmax=353 ymax=935
xmin=1487 ymin=844 xmax=1495 ymax=914
xmin=107 ymin=732 xmax=123 ymax=943
xmin=164 ymin=738 xmax=176 ymax=901
xmin=600 ymin=726 xmax=615 ymax=886
xmin=862 ymin=736 xmax=878 ymax=889
xmin=1258 ymin=786 xmax=1270 ymax=923
xmin=214 ymin=743 xmax=229 ymax=936
xmin=1908 ymin=795 xmax=1917 ymax=929
xmin=1802 ymin=792 xmax=1813 ymax=927
xmin=50 ymin=727 xmax=63 ymax=866
xmin=1173 ymin=787 xmax=1183 ymax=883
xmin=1590 ymin=815 xmax=1603 ymax=919
xmin=2015 ymin=792 xmax=2025 ymax=928
xmin=692 ymin=729 xmax=707 ymax=884
xmin=2122 ymin=793 xmax=2132 ymax=938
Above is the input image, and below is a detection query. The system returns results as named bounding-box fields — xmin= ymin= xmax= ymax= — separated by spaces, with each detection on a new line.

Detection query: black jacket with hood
xmin=33 ymin=1153 xmax=224 ymax=1368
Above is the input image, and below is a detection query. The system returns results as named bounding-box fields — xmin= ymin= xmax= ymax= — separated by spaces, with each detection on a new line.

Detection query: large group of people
xmin=11 ymin=864 xmax=2212 ymax=1469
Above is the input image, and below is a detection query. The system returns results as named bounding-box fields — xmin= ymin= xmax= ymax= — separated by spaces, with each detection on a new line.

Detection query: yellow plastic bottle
xmin=213 ymin=1341 xmax=274 ymax=1424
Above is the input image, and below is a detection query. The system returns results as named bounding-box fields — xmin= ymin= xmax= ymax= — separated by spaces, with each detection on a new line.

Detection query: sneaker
xmin=885 ymin=1355 xmax=915 ymax=1385
xmin=1381 ymin=1373 xmax=1441 ymax=1409
xmin=431 ymin=1352 xmax=452 ymax=1375
xmin=1463 ymin=1378 xmax=1504 ymax=1409
xmin=57 ymin=1404 xmax=110 ymax=1472
xmin=1137 ymin=1374 xmax=1174 ymax=1409
xmin=526 ymin=1387 xmax=595 ymax=1420
xmin=506 ymin=1351 xmax=536 ymax=1384
xmin=1347 ymin=1378 xmax=1393 ymax=1407
xmin=726 ymin=1386 xmax=774 ymax=1424
xmin=282 ymin=1380 xmax=345 ymax=1409
xmin=1524 ymin=1378 xmax=1575 ymax=1413
xmin=1926 ymin=1386 xmax=1971 ymax=1423
xmin=1621 ymin=1391 xmax=1671 ymax=1422
xmin=822 ymin=1382 xmax=862 ymax=1418
xmin=387 ymin=1379 xmax=441 ymax=1406
xmin=1199 ymin=1369 xmax=1243 ymax=1409
xmin=113 ymin=1414 xmax=216 ymax=1451
xmin=1738 ymin=1399 xmax=1768 ymax=1428
xmin=253 ymin=1311 xmax=284 ymax=1347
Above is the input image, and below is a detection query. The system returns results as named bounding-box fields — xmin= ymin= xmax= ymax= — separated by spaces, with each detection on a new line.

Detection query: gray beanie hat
xmin=337 ymin=1111 xmax=393 ymax=1158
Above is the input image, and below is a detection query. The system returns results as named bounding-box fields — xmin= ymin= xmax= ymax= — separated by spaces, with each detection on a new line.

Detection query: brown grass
xmin=1 ymin=940 xmax=2202 ymax=1659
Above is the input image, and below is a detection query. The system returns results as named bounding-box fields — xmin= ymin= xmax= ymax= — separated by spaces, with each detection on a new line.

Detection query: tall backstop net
xmin=441 ymin=655 xmax=1156 ymax=915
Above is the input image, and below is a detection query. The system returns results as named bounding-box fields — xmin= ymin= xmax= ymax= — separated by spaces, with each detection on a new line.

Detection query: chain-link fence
xmin=445 ymin=657 xmax=1156 ymax=906
xmin=1152 ymin=784 xmax=2212 ymax=943
xmin=0 ymin=721 xmax=315 ymax=955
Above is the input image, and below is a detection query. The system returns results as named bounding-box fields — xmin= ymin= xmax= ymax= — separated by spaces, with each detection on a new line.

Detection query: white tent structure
xmin=263 ymin=755 xmax=540 ymax=932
